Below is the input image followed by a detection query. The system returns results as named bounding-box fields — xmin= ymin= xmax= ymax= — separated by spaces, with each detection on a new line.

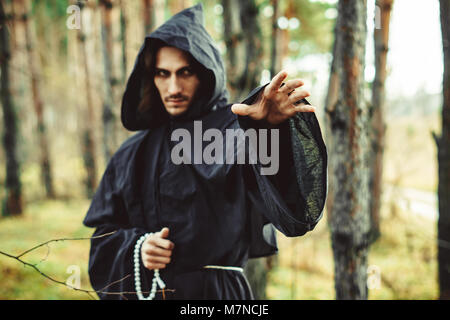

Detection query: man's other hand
xmin=231 ymin=70 xmax=316 ymax=125
xmin=141 ymin=227 xmax=174 ymax=270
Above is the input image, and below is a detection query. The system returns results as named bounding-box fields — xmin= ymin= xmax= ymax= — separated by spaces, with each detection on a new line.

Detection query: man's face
xmin=154 ymin=46 xmax=201 ymax=117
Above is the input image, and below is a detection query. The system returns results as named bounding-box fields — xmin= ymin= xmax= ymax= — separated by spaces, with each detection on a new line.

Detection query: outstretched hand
xmin=231 ymin=70 xmax=316 ymax=125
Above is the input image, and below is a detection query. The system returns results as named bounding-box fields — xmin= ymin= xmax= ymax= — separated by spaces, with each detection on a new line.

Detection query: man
xmin=83 ymin=4 xmax=327 ymax=300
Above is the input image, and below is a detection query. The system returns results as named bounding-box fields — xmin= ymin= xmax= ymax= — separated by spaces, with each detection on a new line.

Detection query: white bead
xmin=133 ymin=232 xmax=166 ymax=300
xmin=156 ymin=277 xmax=165 ymax=288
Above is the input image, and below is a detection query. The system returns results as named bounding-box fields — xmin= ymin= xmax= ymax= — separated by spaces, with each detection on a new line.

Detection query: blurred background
xmin=0 ymin=0 xmax=447 ymax=300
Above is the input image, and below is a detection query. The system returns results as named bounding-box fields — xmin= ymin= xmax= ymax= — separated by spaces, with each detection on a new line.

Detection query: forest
xmin=0 ymin=0 xmax=449 ymax=300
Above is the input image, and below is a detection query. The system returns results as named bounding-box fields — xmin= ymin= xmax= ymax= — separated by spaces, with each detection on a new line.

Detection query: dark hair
xmin=137 ymin=39 xmax=214 ymax=118
xmin=137 ymin=39 xmax=166 ymax=118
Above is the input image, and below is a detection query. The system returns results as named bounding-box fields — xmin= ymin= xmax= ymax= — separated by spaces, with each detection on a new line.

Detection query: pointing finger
xmin=294 ymin=104 xmax=316 ymax=113
xmin=267 ymin=70 xmax=288 ymax=94
xmin=280 ymin=79 xmax=304 ymax=95
xmin=288 ymin=89 xmax=310 ymax=104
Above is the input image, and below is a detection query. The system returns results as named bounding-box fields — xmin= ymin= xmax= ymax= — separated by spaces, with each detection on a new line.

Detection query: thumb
xmin=159 ymin=227 xmax=170 ymax=239
xmin=231 ymin=103 xmax=251 ymax=116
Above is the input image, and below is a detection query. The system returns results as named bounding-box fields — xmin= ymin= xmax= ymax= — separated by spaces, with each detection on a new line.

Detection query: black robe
xmin=83 ymin=4 xmax=327 ymax=300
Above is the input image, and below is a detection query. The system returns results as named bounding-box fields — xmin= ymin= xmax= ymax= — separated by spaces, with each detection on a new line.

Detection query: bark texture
xmin=269 ymin=0 xmax=280 ymax=78
xmin=99 ymin=0 xmax=118 ymax=163
xmin=437 ymin=0 xmax=450 ymax=301
xmin=222 ymin=0 xmax=263 ymax=102
xmin=21 ymin=0 xmax=55 ymax=198
xmin=0 ymin=0 xmax=23 ymax=216
xmin=77 ymin=1 xmax=98 ymax=198
xmin=368 ymin=0 xmax=393 ymax=243
xmin=142 ymin=0 xmax=154 ymax=35
xmin=325 ymin=0 xmax=370 ymax=300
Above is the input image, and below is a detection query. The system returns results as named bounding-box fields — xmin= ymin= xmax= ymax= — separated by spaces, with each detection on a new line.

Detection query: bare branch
xmin=0 ymin=231 xmax=175 ymax=299
xmin=16 ymin=230 xmax=117 ymax=258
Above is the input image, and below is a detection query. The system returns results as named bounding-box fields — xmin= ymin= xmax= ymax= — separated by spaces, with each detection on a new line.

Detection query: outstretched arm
xmin=233 ymin=71 xmax=327 ymax=237
xmin=231 ymin=70 xmax=316 ymax=125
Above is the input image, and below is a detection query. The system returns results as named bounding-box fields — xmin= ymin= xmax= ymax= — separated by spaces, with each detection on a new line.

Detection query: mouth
xmin=166 ymin=95 xmax=188 ymax=104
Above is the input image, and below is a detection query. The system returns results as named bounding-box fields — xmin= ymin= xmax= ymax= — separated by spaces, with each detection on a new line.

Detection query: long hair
xmin=137 ymin=38 xmax=166 ymax=120
xmin=137 ymin=38 xmax=215 ymax=119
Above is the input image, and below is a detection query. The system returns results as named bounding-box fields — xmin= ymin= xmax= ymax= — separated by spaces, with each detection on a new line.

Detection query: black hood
xmin=121 ymin=4 xmax=229 ymax=131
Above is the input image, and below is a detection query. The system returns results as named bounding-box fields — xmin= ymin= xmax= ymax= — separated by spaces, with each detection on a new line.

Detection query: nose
xmin=168 ymin=75 xmax=182 ymax=95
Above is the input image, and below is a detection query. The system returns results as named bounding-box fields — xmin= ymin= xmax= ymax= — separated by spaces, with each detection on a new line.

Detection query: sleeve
xmin=238 ymin=85 xmax=328 ymax=237
xmin=82 ymin=160 xmax=150 ymax=300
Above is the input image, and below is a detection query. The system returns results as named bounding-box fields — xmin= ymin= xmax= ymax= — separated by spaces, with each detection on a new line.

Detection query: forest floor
xmin=267 ymin=197 xmax=438 ymax=300
xmin=0 ymin=188 xmax=438 ymax=300
xmin=0 ymin=112 xmax=440 ymax=299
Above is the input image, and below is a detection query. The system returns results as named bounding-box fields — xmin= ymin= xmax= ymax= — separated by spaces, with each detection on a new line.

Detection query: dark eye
xmin=155 ymin=69 xmax=169 ymax=77
xmin=180 ymin=68 xmax=194 ymax=76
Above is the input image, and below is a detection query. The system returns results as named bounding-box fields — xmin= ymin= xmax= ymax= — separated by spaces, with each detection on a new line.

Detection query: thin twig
xmin=16 ymin=231 xmax=117 ymax=258
xmin=0 ymin=231 xmax=175 ymax=299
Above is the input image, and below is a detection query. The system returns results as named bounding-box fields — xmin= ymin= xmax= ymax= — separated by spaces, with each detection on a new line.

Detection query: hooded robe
xmin=83 ymin=4 xmax=327 ymax=300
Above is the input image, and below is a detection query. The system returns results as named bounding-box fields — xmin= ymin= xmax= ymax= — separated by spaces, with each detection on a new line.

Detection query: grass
xmin=0 ymin=191 xmax=438 ymax=300
xmin=266 ymin=201 xmax=438 ymax=300
xmin=383 ymin=112 xmax=440 ymax=192
xmin=0 ymin=112 xmax=441 ymax=300
xmin=0 ymin=199 xmax=94 ymax=300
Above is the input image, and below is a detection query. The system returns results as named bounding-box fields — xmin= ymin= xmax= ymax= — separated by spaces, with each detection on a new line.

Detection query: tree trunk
xmin=221 ymin=0 xmax=244 ymax=101
xmin=324 ymin=7 xmax=342 ymax=220
xmin=169 ymin=0 xmax=187 ymax=15
xmin=269 ymin=0 xmax=280 ymax=78
xmin=244 ymin=258 xmax=268 ymax=300
xmin=437 ymin=0 xmax=450 ymax=301
xmin=367 ymin=0 xmax=393 ymax=243
xmin=222 ymin=0 xmax=263 ymax=102
xmin=0 ymin=1 xmax=23 ymax=216
xmin=326 ymin=0 xmax=370 ymax=300
xmin=221 ymin=0 xmax=268 ymax=297
xmin=142 ymin=0 xmax=154 ymax=35
xmin=99 ymin=0 xmax=118 ymax=163
xmin=77 ymin=1 xmax=98 ymax=198
xmin=21 ymin=0 xmax=55 ymax=198
xmin=236 ymin=0 xmax=263 ymax=102
xmin=119 ymin=0 xmax=128 ymax=83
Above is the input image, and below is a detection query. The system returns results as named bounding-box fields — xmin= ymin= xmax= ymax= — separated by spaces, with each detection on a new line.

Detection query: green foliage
xmin=31 ymin=0 xmax=69 ymax=19
xmin=290 ymin=0 xmax=336 ymax=55
xmin=31 ymin=0 xmax=69 ymax=58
